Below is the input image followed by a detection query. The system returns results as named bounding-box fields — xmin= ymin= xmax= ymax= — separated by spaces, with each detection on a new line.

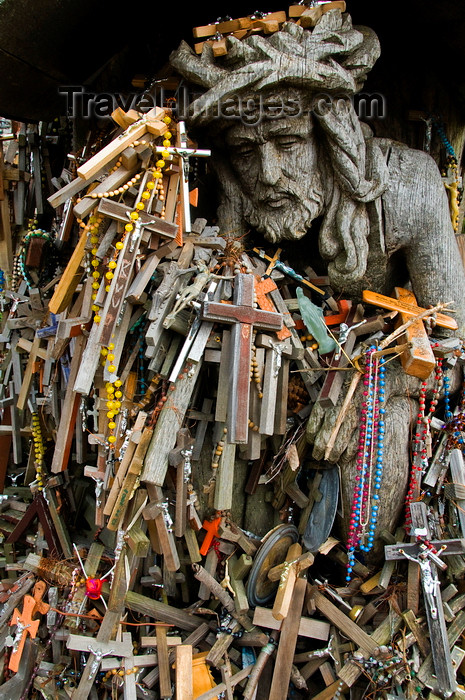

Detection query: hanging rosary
xmin=346 ymin=345 xmax=386 ymax=580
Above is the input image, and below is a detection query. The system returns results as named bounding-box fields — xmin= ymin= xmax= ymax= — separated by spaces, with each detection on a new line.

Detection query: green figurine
xmin=296 ymin=287 xmax=336 ymax=355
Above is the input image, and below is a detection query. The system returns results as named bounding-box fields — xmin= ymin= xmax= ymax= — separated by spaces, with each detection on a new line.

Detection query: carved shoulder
xmin=377 ymin=139 xmax=465 ymax=333
xmin=380 ymin=139 xmax=452 ymax=254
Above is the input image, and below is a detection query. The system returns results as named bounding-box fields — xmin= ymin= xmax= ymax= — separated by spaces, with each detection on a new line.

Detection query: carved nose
xmin=259 ymin=144 xmax=281 ymax=186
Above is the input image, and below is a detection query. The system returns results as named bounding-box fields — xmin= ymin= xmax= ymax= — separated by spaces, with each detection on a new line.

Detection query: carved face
xmin=224 ymin=113 xmax=326 ymax=243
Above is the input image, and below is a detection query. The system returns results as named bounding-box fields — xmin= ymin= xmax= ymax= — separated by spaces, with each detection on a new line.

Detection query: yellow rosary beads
xmin=32 ymin=412 xmax=45 ymax=490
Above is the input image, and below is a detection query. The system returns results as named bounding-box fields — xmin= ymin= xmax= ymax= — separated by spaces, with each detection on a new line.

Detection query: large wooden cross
xmin=362 ymin=288 xmax=457 ymax=330
xmin=201 ymin=273 xmax=283 ymax=443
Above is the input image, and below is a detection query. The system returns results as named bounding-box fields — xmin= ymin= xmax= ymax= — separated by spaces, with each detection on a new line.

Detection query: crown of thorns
xmin=170 ymin=10 xmax=380 ymax=124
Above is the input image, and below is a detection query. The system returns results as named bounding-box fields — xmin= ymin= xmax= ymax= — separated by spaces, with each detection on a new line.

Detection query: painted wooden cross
xmin=154 ymin=120 xmax=211 ymax=236
xmin=201 ymin=273 xmax=283 ymax=443
xmin=254 ymin=276 xmax=291 ymax=341
xmin=252 ymin=247 xmax=326 ymax=297
xmin=363 ymin=288 xmax=457 ymax=330
xmin=8 ymin=593 xmax=40 ymax=672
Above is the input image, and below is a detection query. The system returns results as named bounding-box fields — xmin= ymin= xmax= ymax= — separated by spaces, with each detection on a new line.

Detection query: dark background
xmin=0 ymin=0 xmax=463 ymax=136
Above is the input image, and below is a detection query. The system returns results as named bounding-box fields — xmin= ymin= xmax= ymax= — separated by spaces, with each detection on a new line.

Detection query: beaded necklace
xmin=80 ymin=115 xmax=173 ymax=451
xmin=19 ymin=228 xmax=56 ymax=288
xmin=346 ymin=345 xmax=385 ymax=580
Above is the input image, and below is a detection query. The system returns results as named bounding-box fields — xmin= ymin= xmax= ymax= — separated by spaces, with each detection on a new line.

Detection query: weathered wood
xmin=142 ymin=359 xmax=202 ymax=485
xmin=175 ymin=645 xmax=193 ymax=700
xmin=48 ymin=230 xmax=87 ymax=315
xmin=252 ymin=606 xmax=330 ymax=641
xmin=269 ymin=577 xmax=307 ymax=700
xmin=393 ymin=286 xmax=436 ymax=378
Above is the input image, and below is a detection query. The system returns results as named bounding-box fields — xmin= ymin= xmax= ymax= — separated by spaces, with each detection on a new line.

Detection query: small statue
xmin=296 ymin=287 xmax=336 ymax=355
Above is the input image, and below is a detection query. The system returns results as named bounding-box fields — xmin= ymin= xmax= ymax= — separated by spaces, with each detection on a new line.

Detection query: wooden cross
xmin=154 ymin=120 xmax=211 ymax=236
xmin=362 ymin=288 xmax=457 ymax=330
xmin=269 ymin=577 xmax=308 ymax=700
xmin=199 ymin=515 xmax=221 ymax=556
xmin=67 ymin=632 xmax=133 ymax=687
xmin=77 ymin=107 xmax=168 ymax=181
xmin=8 ymin=593 xmax=40 ymax=672
xmin=143 ymin=486 xmax=180 ymax=572
xmin=271 ymin=541 xmax=302 ymax=621
xmin=201 ymin=273 xmax=283 ymax=443
xmin=252 ymin=247 xmax=326 ymax=297
xmin=169 ymin=428 xmax=195 ymax=538
xmin=254 ymin=276 xmax=291 ymax=341
xmin=84 ymin=462 xmax=107 ymax=527
xmin=392 ymin=287 xmax=436 ymax=379
xmin=6 ymin=492 xmax=62 ymax=557
xmin=255 ymin=334 xmax=297 ymax=435
xmin=97 ymin=197 xmax=177 ymax=242
xmin=447 ymin=449 xmax=465 ymax=537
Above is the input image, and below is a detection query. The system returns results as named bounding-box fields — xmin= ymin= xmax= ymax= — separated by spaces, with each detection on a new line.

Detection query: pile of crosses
xmin=1 ymin=27 xmax=465 ymax=700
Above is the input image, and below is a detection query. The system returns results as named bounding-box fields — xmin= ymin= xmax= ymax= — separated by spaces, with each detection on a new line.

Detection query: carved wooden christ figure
xmin=170 ymin=10 xmax=465 ymax=549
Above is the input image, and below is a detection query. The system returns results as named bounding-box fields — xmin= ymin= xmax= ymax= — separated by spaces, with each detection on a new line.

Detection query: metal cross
xmin=154 ymin=120 xmax=211 ymax=234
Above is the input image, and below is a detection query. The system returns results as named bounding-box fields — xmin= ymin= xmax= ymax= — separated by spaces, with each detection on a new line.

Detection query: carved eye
xmin=234 ymin=144 xmax=255 ymax=159
xmin=275 ymin=136 xmax=301 ymax=150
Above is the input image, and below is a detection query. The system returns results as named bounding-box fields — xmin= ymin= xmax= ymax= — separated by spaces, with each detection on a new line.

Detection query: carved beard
xmin=240 ymin=177 xmax=326 ymax=243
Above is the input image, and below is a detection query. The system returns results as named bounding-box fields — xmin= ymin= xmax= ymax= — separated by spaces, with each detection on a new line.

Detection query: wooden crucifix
xmin=77 ymin=107 xmax=168 ymax=181
xmin=362 ymin=288 xmax=457 ymax=330
xmin=8 ymin=593 xmax=40 ymax=672
xmin=201 ymin=273 xmax=283 ymax=443
xmin=169 ymin=428 xmax=195 ymax=538
xmin=255 ymin=334 xmax=296 ymax=436
xmin=154 ymin=120 xmax=211 ymax=236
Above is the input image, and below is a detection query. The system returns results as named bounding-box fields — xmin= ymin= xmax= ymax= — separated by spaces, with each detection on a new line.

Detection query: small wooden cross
xmin=84 ymin=462 xmax=107 ymax=527
xmin=199 ymin=515 xmax=222 ymax=556
xmin=201 ymin=273 xmax=282 ymax=443
xmin=254 ymin=276 xmax=291 ymax=341
xmin=8 ymin=593 xmax=40 ymax=672
xmin=67 ymin=632 xmax=133 ymax=688
xmin=392 ymin=287 xmax=436 ymax=379
xmin=97 ymin=197 xmax=177 ymax=241
xmin=448 ymin=449 xmax=465 ymax=537
xmin=255 ymin=334 xmax=296 ymax=435
xmin=143 ymin=487 xmax=180 ymax=572
xmin=252 ymin=248 xmax=326 ymax=296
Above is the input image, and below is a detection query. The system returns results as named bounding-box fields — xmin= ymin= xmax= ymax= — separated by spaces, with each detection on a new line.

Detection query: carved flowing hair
xmin=170 ymin=10 xmax=390 ymax=292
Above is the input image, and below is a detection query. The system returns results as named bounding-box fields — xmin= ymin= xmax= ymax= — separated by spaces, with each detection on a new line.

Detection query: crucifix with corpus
xmin=153 ymin=120 xmax=211 ymax=237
